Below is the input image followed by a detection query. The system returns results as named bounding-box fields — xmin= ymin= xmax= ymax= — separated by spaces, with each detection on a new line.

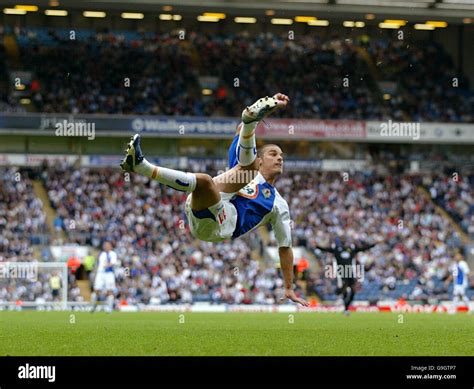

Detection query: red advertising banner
xmin=257 ymin=119 xmax=366 ymax=139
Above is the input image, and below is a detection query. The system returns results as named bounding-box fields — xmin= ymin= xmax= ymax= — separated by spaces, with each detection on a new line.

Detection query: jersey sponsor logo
xmin=237 ymin=180 xmax=259 ymax=199
xmin=217 ymin=206 xmax=227 ymax=225
xmin=341 ymin=251 xmax=351 ymax=259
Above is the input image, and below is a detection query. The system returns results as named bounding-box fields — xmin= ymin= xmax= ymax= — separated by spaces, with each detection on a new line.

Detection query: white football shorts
xmin=94 ymin=272 xmax=116 ymax=291
xmin=185 ymin=192 xmax=238 ymax=243
xmin=453 ymin=284 xmax=467 ymax=296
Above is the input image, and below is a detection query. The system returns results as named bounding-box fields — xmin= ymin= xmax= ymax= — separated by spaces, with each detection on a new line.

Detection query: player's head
xmin=257 ymin=144 xmax=284 ymax=178
xmin=103 ymin=241 xmax=112 ymax=251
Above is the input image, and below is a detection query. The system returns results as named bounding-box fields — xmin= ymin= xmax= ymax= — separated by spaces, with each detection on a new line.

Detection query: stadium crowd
xmin=0 ymin=167 xmax=49 ymax=261
xmin=38 ymin=164 xmax=286 ymax=305
xmin=428 ymin=172 xmax=474 ymax=239
xmin=367 ymin=39 xmax=472 ymax=123
xmin=0 ymin=161 xmax=470 ymax=305
xmin=1 ymin=28 xmax=472 ymax=122
xmin=283 ymin=170 xmax=466 ymax=301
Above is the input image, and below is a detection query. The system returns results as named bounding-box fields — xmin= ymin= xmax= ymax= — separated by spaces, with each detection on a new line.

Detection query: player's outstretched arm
xmin=354 ymin=242 xmax=377 ymax=253
xmin=316 ymin=245 xmax=334 ymax=253
xmin=279 ymin=247 xmax=309 ymax=307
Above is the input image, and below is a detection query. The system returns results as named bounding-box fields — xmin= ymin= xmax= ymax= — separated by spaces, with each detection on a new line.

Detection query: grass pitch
xmin=0 ymin=311 xmax=472 ymax=356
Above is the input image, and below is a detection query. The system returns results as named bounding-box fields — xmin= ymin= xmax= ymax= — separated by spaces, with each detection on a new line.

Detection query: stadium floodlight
xmin=271 ymin=18 xmax=293 ymax=25
xmin=203 ymin=12 xmax=226 ymax=19
xmin=121 ymin=12 xmax=144 ymax=20
xmin=295 ymin=16 xmax=317 ymax=23
xmin=379 ymin=22 xmax=401 ymax=29
xmin=3 ymin=8 xmax=27 ymax=15
xmin=426 ymin=21 xmax=448 ymax=28
xmin=83 ymin=11 xmax=106 ymax=18
xmin=160 ymin=14 xmax=182 ymax=21
xmin=15 ymin=5 xmax=38 ymax=12
xmin=197 ymin=15 xmax=220 ymax=22
xmin=414 ymin=23 xmax=435 ymax=30
xmin=234 ymin=17 xmax=257 ymax=24
xmin=385 ymin=19 xmax=407 ymax=26
xmin=344 ymin=21 xmax=365 ymax=28
xmin=45 ymin=9 xmax=68 ymax=16
xmin=308 ymin=20 xmax=329 ymax=26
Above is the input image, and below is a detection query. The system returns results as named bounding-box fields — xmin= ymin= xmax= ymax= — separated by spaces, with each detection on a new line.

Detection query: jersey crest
xmin=237 ymin=180 xmax=259 ymax=199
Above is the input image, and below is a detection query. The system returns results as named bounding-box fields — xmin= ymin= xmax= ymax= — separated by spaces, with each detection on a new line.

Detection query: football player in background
xmin=447 ymin=252 xmax=471 ymax=308
xmin=317 ymin=237 xmax=381 ymax=314
xmin=91 ymin=241 xmax=118 ymax=313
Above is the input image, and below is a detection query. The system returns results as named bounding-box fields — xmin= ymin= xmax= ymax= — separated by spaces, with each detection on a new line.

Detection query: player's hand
xmin=272 ymin=93 xmax=290 ymax=108
xmin=281 ymin=288 xmax=309 ymax=307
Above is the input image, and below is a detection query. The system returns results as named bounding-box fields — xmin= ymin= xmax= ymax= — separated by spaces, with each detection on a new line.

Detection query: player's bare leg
xmin=190 ymin=173 xmax=222 ymax=211
xmin=90 ymin=291 xmax=98 ymax=313
xmin=106 ymin=291 xmax=114 ymax=313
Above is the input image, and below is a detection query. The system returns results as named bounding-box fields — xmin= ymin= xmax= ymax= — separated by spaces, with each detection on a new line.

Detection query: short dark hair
xmin=257 ymin=144 xmax=280 ymax=158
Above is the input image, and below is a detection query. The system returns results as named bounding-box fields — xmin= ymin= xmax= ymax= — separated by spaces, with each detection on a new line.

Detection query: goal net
xmin=0 ymin=262 xmax=68 ymax=310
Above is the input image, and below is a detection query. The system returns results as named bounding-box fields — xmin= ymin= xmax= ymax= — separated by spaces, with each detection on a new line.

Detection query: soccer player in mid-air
xmin=121 ymin=93 xmax=308 ymax=306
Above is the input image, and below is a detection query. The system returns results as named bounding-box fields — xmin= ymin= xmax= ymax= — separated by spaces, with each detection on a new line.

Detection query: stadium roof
xmin=2 ymin=0 xmax=473 ymax=22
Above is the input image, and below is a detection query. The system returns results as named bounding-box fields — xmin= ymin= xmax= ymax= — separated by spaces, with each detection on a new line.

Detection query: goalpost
xmin=0 ymin=262 xmax=68 ymax=310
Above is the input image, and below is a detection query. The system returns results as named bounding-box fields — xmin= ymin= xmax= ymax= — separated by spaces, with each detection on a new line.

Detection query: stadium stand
xmin=1 ymin=162 xmax=471 ymax=304
xmin=2 ymin=29 xmax=472 ymax=122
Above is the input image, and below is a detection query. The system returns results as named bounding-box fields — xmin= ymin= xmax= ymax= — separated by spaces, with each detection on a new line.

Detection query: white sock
xmin=107 ymin=294 xmax=114 ymax=311
xmin=91 ymin=292 xmax=97 ymax=306
xmin=237 ymin=122 xmax=257 ymax=166
xmin=135 ymin=158 xmax=196 ymax=192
